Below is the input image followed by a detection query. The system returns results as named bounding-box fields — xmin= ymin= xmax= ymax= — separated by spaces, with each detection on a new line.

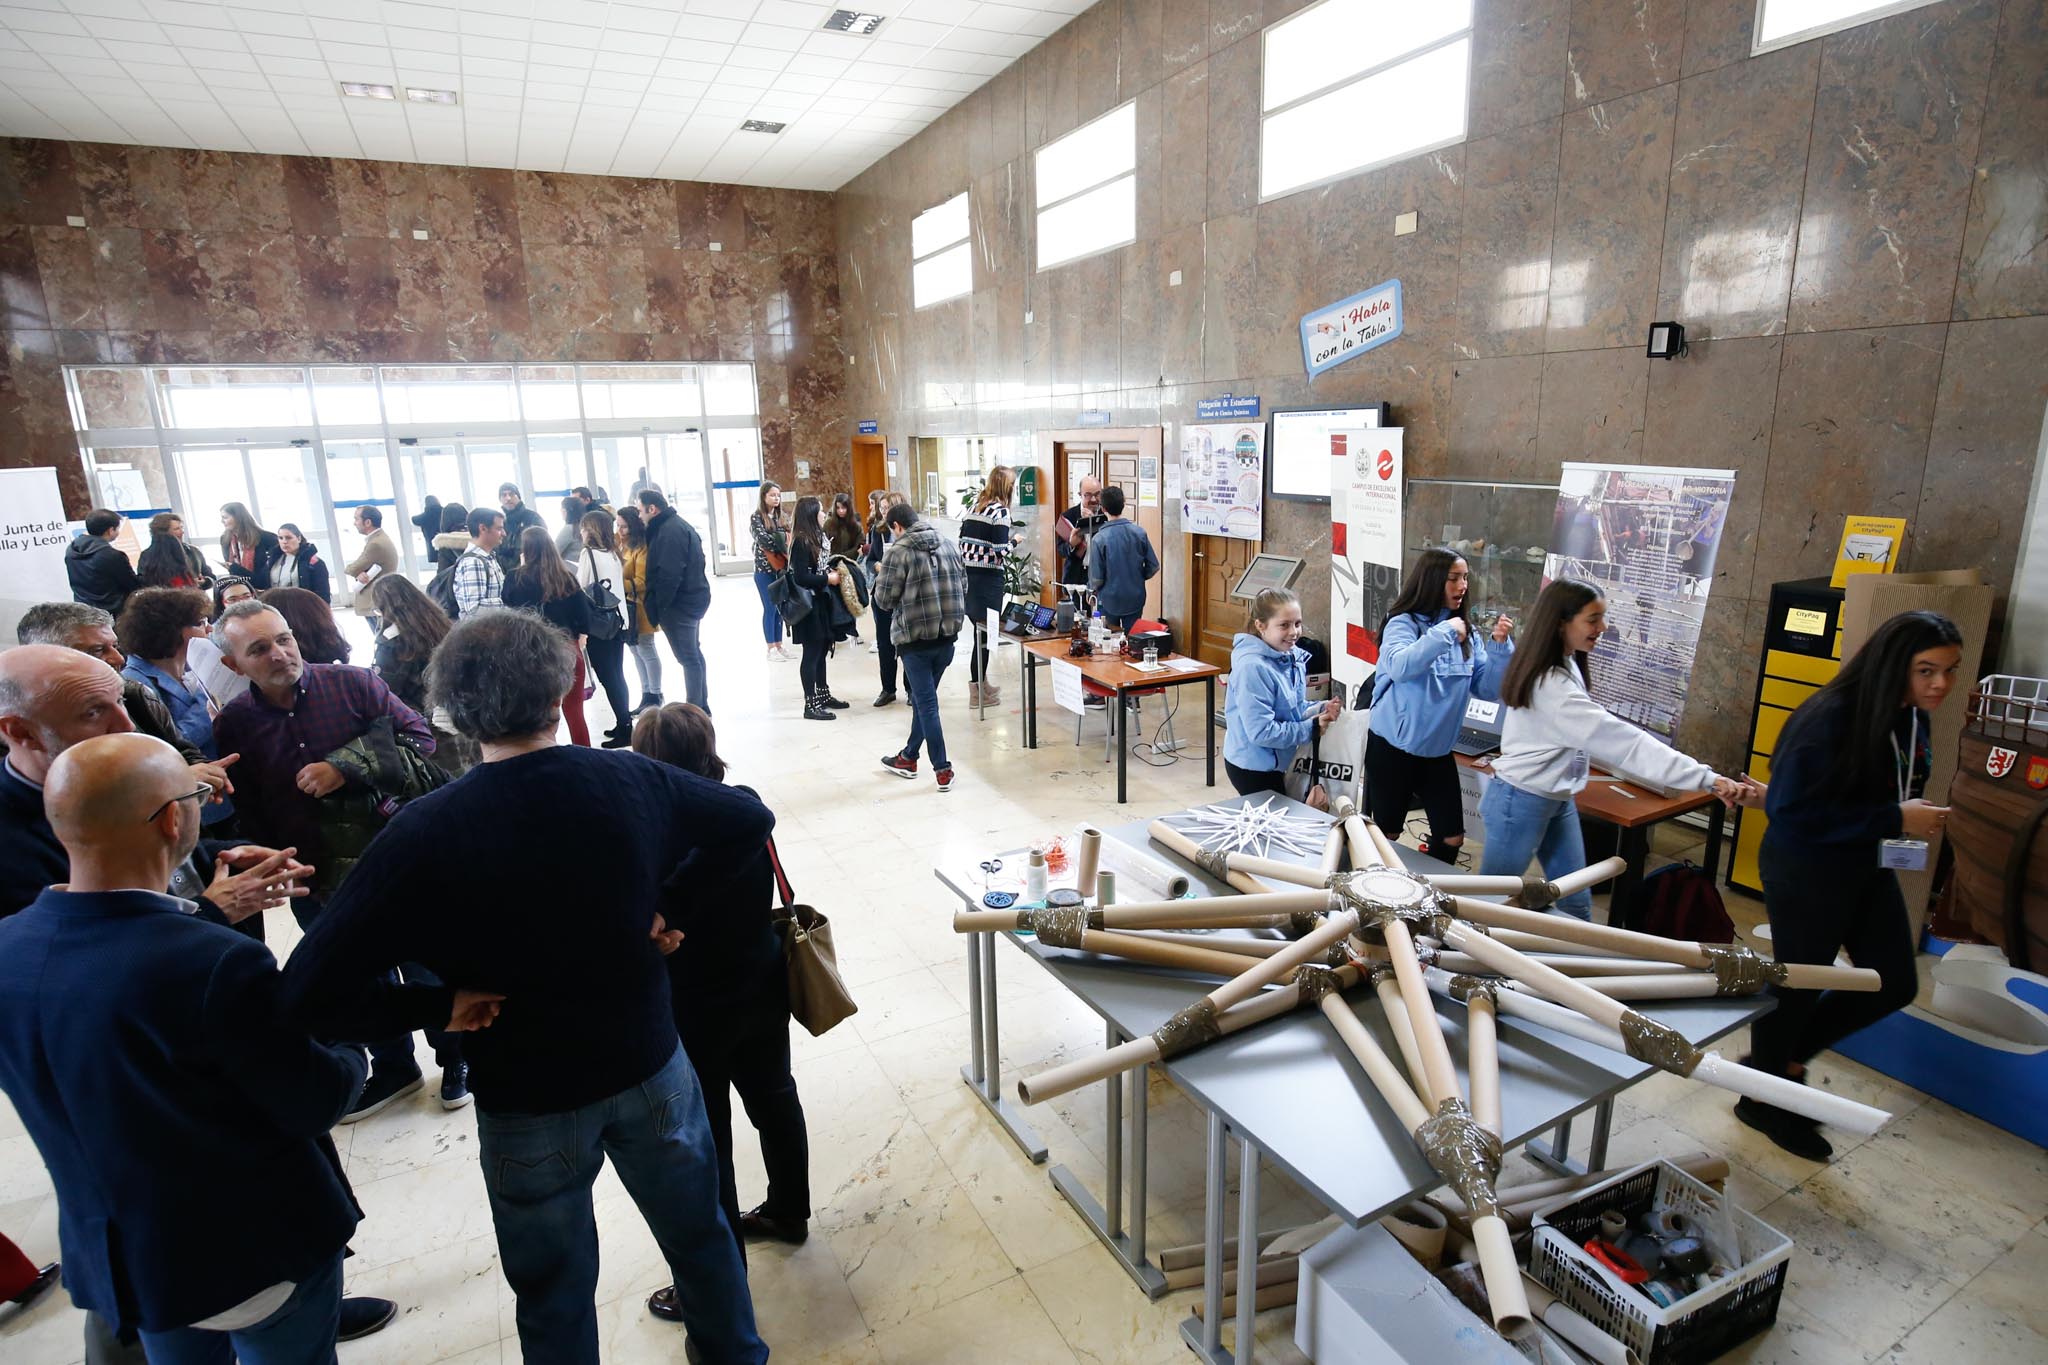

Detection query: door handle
xmin=1194 ymin=552 xmax=1206 ymax=559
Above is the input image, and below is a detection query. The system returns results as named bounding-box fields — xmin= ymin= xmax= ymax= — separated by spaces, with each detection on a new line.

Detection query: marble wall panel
xmin=1754 ymin=324 xmax=1948 ymax=586
xmin=32 ymin=227 xmax=101 ymax=331
xmin=1640 ymin=334 xmax=1782 ymax=599
xmin=1160 ymin=64 xmax=1210 ymax=234
xmin=1160 ymin=0 xmax=1211 ymax=75
xmin=1117 ymin=238 xmax=1163 ymax=389
xmin=71 ymin=144 xmax=135 ymax=227
xmin=1916 ymin=315 xmax=2048 ymax=598
xmin=0 ymin=227 xmax=48 ymax=331
xmin=1471 ymin=0 xmax=1569 ymax=138
xmin=1120 ymin=0 xmax=1163 ymax=98
xmin=142 ymin=232 xmax=212 ymax=334
xmin=282 ymin=157 xmax=342 ymax=237
xmin=1680 ymin=0 xmax=1759 ymax=78
xmin=1201 ymin=208 xmax=1256 ymax=383
xmin=1655 ymin=44 xmax=1819 ymax=341
xmin=1205 ymin=35 xmax=1259 ymax=221
xmin=125 ymin=149 xmax=190 ymax=232
xmin=1051 ymin=252 xmax=1121 ymax=393
xmin=1 ymin=140 xmax=82 ymax=227
xmin=1547 ymin=84 xmax=1678 ymax=352
xmin=1157 ymin=223 xmax=1207 ymax=387
xmin=1787 ymin=0 xmax=1998 ymax=332
xmin=1210 ymin=0 xmax=1263 ymax=48
xmin=1672 ymin=592 xmax=1758 ymax=776
xmin=1448 ymin=354 xmax=1546 ymax=480
xmin=1315 ymin=150 xmax=1465 ymax=352
xmin=1566 ymin=0 xmax=1686 ymax=108
xmin=1455 ymin=119 xmax=1562 ymax=358
xmin=1954 ymin=0 xmax=2048 ymax=318
xmin=87 ymin=228 xmax=149 ymax=332
xmin=1250 ymin=190 xmax=1320 ymax=379
xmin=1536 ymin=347 xmax=1651 ymax=477
xmin=1075 ymin=1 xmax=1123 ymax=124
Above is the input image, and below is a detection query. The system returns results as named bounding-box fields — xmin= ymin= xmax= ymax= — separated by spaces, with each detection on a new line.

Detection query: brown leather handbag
xmin=765 ymin=837 xmax=858 ymax=1035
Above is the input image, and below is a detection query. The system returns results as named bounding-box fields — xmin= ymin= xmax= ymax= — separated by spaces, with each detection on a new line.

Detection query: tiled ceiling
xmin=0 ymin=0 xmax=1091 ymax=191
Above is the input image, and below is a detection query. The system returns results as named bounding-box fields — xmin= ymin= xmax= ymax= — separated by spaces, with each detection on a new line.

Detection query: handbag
xmin=764 ymin=836 xmax=858 ymax=1036
xmin=768 ymin=568 xmax=813 ymax=629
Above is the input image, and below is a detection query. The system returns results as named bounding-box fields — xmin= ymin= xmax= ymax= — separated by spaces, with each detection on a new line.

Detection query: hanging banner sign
xmin=1196 ymin=394 xmax=1261 ymax=421
xmin=1330 ymin=429 xmax=1404 ymax=693
xmin=0 ymin=468 xmax=76 ymax=608
xmin=1179 ymin=422 xmax=1265 ymax=541
xmin=1301 ymin=278 xmax=1403 ymax=378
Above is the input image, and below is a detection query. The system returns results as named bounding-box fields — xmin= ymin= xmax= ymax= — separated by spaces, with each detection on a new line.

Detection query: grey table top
xmin=937 ymin=792 xmax=1770 ymax=1228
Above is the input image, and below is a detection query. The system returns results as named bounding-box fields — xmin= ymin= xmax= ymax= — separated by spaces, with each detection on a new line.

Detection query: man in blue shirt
xmin=1086 ymin=485 xmax=1159 ymax=632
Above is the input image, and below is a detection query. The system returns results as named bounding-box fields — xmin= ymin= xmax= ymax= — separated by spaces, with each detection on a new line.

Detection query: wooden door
xmin=850 ymin=436 xmax=886 ymax=507
xmin=1189 ymin=534 xmax=1256 ymax=667
xmin=1101 ymin=443 xmax=1162 ymax=621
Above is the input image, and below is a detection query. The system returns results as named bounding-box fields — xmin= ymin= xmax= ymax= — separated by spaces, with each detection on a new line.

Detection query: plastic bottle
xmin=1026 ymin=848 xmax=1048 ymax=903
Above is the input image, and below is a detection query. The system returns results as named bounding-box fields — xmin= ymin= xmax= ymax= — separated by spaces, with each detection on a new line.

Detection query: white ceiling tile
xmin=725 ymin=44 xmax=789 ymax=71
xmin=581 ymin=85 xmax=642 ymax=108
xmin=878 ymin=18 xmax=952 ymax=47
xmin=713 ymin=65 xmax=774 ymax=89
xmin=387 ymin=25 xmax=460 ymax=52
xmin=683 ymin=0 xmax=759 ymax=16
xmin=526 ymin=62 xmax=590 ymax=84
xmin=379 ymin=2 xmax=457 ymax=27
xmin=461 ymin=34 xmax=527 ymax=61
xmin=806 ymin=94 xmax=863 ymax=113
xmin=529 ymin=42 xmax=593 ymax=67
xmin=4 ymin=10 xmax=92 ymax=37
xmin=606 ymin=5 xmax=682 ymax=36
xmin=97 ymin=38 xmax=180 ymax=63
xmin=673 ymin=15 xmax=747 ymax=45
xmin=241 ymin=32 xmax=320 ymax=58
xmin=223 ymin=8 xmax=311 ymax=38
xmin=658 ymin=59 xmax=723 ymax=83
xmin=739 ymin=22 xmax=807 ymax=52
xmin=525 ymin=81 xmax=586 ymax=102
xmin=750 ymin=0 xmax=830 ymax=25
xmin=324 ymin=40 xmax=400 ymax=67
xmin=462 ymin=89 xmax=519 ymax=108
xmin=460 ymin=54 xmax=524 ymax=79
xmin=782 ymin=52 xmax=849 ymax=77
xmin=253 ymin=54 xmax=328 ymax=79
xmin=76 ymin=15 xmax=167 ymax=41
xmin=767 ymin=71 xmax=831 ymax=94
xmin=458 ymin=11 xmax=530 ymax=40
xmin=640 ymin=91 xmax=699 ymax=111
xmin=459 ymin=74 xmax=522 ymax=96
xmin=159 ymin=24 xmax=250 ymax=52
xmin=591 ymin=50 xmax=659 ymax=74
xmin=307 ymin=18 xmax=387 ymax=46
xmin=20 ymin=31 xmax=108 ymax=57
xmin=144 ymin=0 xmax=240 ymax=27
xmin=799 ymin=31 xmax=868 ymax=60
xmin=896 ymin=0 xmax=983 ymax=21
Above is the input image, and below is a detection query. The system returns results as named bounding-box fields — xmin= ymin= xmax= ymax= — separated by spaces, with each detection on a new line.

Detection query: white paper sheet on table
xmin=1051 ymin=658 xmax=1086 ymax=713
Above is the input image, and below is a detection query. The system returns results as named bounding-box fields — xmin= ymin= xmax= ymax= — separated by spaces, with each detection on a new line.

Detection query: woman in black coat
xmin=411 ymin=495 xmax=443 ymax=559
xmin=787 ymin=496 xmax=847 ymax=721
xmin=218 ymin=501 xmax=282 ymax=588
xmin=501 ymin=526 xmax=597 ymax=746
xmin=269 ymin=523 xmax=331 ymax=602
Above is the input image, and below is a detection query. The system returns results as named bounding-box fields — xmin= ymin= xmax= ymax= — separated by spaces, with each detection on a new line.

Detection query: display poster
xmin=1544 ymin=462 xmax=1737 ymax=739
xmin=1300 ymin=278 xmax=1403 ymax=378
xmin=1831 ymin=514 xmax=1907 ymax=588
xmin=1051 ymin=658 xmax=1086 ymax=714
xmin=1329 ymin=428 xmax=1404 ymax=693
xmin=1179 ymin=422 xmax=1265 ymax=540
xmin=0 ymin=468 xmax=77 ymax=607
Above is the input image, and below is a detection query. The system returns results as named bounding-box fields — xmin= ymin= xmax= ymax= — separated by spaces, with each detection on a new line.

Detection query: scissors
xmin=979 ymin=858 xmax=1003 ymax=876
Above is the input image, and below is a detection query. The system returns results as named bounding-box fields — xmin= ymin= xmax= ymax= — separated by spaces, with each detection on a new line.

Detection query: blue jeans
xmin=1478 ymin=779 xmax=1594 ymax=919
xmin=477 ymin=1044 xmax=765 ymax=1365
xmin=136 ymin=1251 xmax=342 ymax=1365
xmin=661 ymin=614 xmax=709 ymax=713
xmin=752 ymin=570 xmax=783 ymax=644
xmin=899 ymin=637 xmax=954 ymax=771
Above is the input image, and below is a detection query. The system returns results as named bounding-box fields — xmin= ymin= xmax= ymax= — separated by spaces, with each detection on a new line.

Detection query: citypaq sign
xmin=1300 ymin=278 xmax=1404 ymax=378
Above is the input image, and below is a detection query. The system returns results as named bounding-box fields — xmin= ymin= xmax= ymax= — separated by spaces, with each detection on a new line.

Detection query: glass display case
xmin=1403 ymin=478 xmax=1557 ymax=623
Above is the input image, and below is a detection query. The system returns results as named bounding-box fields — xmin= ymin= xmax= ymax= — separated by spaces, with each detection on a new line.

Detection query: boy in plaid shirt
xmin=872 ymin=504 xmax=967 ymax=792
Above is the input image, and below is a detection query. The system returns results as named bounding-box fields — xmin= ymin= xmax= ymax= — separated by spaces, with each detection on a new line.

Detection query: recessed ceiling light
xmin=339 ymin=81 xmax=396 ymax=100
xmin=741 ymin=119 xmax=786 ymax=133
xmin=405 ymin=87 xmax=458 ymax=105
xmin=823 ymin=10 xmax=886 ymax=34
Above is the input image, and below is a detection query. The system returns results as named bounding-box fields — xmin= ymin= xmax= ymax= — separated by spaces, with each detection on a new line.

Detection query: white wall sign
xmin=1179 ymin=422 xmax=1265 ymax=540
xmin=0 ymin=468 xmax=77 ymax=609
xmin=1329 ymin=428 xmax=1404 ymax=694
xmin=1051 ymin=658 xmax=1086 ymax=714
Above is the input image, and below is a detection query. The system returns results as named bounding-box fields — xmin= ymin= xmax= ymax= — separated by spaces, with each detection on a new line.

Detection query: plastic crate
xmin=1529 ymin=1160 xmax=1791 ymax=1365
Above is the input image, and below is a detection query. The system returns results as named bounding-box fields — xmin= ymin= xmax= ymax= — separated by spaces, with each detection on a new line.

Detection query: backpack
xmin=1615 ymin=861 xmax=1735 ymax=943
xmin=583 ymin=575 xmax=625 ymax=640
xmin=427 ymin=563 xmax=460 ymax=620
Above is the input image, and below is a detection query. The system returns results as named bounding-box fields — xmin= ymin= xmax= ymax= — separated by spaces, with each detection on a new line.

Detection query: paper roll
xmin=1075 ymin=826 xmax=1103 ymax=894
xmin=1379 ymin=1201 xmax=1450 ymax=1269
xmin=1094 ymin=840 xmax=1193 ymax=900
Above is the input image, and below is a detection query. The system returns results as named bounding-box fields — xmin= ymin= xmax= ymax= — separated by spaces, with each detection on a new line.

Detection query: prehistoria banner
xmin=1544 ymin=461 xmax=1737 ymax=739
xmin=1300 ymin=278 xmax=1403 ymax=377
xmin=1179 ymin=422 xmax=1265 ymax=540
xmin=1330 ymin=427 xmax=1404 ymax=695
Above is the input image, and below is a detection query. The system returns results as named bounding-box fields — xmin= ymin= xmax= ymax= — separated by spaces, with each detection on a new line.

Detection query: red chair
xmin=1075 ymin=617 xmax=1181 ymax=761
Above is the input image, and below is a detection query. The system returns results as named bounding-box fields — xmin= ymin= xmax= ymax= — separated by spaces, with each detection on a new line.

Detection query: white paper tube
xmin=1473 ymin=1213 xmax=1533 ymax=1340
xmin=1570 ymin=973 xmax=1729 ymax=1000
xmin=1147 ymin=820 xmax=1272 ymax=895
xmin=1095 ymin=840 xmax=1194 ymax=900
xmin=1223 ymin=851 xmax=1331 ymax=889
xmin=951 ymin=889 xmax=1326 ymax=934
xmin=1467 ymin=988 xmax=1501 ymax=1135
xmin=1428 ymin=951 xmax=1692 ymax=978
xmin=1341 ymin=811 xmax=1383 ymax=871
xmin=1318 ymin=993 xmax=1431 ymax=1131
xmin=1075 ymin=826 xmax=1103 ymax=893
xmin=1122 ymin=932 xmax=1291 ymax=958
xmin=1488 ymin=927 xmax=1639 ymax=958
xmin=1321 ymin=821 xmax=1347 ymax=878
xmin=1374 ymin=971 xmax=1437 ymax=1110
xmin=1075 ymin=928 xmax=1290 ymax=978
xmin=1384 ymin=918 xmax=1463 ymax=1114
xmin=1522 ymin=1275 xmax=1636 ymax=1365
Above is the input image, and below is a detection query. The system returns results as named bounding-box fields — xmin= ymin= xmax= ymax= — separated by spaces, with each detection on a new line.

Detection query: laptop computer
xmin=1450 ymin=697 xmax=1503 ymax=758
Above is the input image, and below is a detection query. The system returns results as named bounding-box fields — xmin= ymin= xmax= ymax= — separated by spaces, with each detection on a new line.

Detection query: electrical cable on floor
xmin=1126 ymin=688 xmax=1213 ymax=769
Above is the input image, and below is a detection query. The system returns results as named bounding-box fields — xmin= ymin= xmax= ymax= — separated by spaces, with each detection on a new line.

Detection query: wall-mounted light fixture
xmin=1646 ymin=321 xmax=1688 ymax=360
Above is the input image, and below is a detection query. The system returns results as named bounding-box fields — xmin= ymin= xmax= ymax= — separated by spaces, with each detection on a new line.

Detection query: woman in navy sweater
xmin=1737 ymin=610 xmax=1961 ymax=1160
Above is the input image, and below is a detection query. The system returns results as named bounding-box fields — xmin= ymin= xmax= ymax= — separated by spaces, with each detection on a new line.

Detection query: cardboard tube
xmin=1163 ymin=1255 xmax=1297 ymax=1293
xmin=1341 ymin=811 xmax=1383 ymax=871
xmin=1571 ymin=973 xmax=1731 ymax=999
xmin=1488 ymin=927 xmax=1637 ymax=958
xmin=1074 ymin=927 xmax=1278 ymax=977
xmin=1124 ymin=932 xmax=1291 ymax=958
xmin=1194 ymin=1279 xmax=1297 ymax=1320
xmin=1381 ymin=1200 xmax=1450 ymax=1268
xmin=1374 ymin=971 xmax=1437 ymax=1110
xmin=1321 ymin=820 xmax=1347 ymax=878
xmin=1095 ymin=840 xmax=1193 ymax=900
xmin=1467 ymin=988 xmax=1501 ymax=1135
xmin=1148 ymin=820 xmax=1272 ymax=895
xmin=951 ymin=889 xmax=1332 ymax=934
xmin=1076 ymin=826 xmax=1103 ymax=893
xmin=1426 ymin=950 xmax=1691 ymax=978
xmin=1156 ymin=1227 xmax=1295 ymax=1271
xmin=1384 ymin=918 xmax=1462 ymax=1113
xmin=1016 ymin=942 xmax=1361 ymax=1104
xmin=1522 ymin=1275 xmax=1637 ymax=1365
xmin=1223 ymin=850 xmax=1331 ymax=889
xmin=1448 ymin=896 xmax=1882 ymax=992
xmin=1473 ymin=1213 xmax=1532 ymax=1339
xmin=1319 ymin=993 xmax=1431 ymax=1131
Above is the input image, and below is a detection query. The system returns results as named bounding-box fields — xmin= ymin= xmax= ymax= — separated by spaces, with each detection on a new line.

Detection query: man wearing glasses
xmin=0 ymin=731 xmax=497 ymax=1362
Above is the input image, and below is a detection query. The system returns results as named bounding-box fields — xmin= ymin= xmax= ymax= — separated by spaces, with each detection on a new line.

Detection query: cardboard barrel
xmin=1950 ymin=729 xmax=2048 ymax=971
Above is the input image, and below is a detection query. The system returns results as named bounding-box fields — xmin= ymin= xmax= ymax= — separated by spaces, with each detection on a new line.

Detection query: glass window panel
xmin=518 ymin=364 xmax=582 ymax=422
xmin=175 ymin=448 xmax=253 ymax=541
xmin=311 ymin=366 xmax=381 ymax=426
xmin=73 ymin=368 xmax=153 ymax=430
xmin=248 ymin=446 xmax=320 ymax=544
xmin=1036 ymin=101 xmax=1136 ymax=208
xmin=464 ymin=443 xmax=521 ymax=506
xmin=527 ymin=433 xmax=589 ymax=497
xmin=154 ymin=366 xmax=312 ymax=429
xmin=701 ymin=364 xmax=757 ymax=416
xmin=914 ymin=241 xmax=973 ymax=308
xmin=322 ymin=439 xmax=396 ymax=576
xmin=379 ymin=366 xmax=518 ymax=424
xmin=707 ymin=427 xmax=761 ymax=566
xmin=1259 ymin=38 xmax=1469 ymax=199
xmin=1262 ymin=0 xmax=1471 ymax=111
xmin=912 ymin=190 xmax=970 ymax=259
xmin=1037 ymin=175 xmax=1137 ymax=271
xmin=1755 ymin=0 xmax=1941 ymax=49
xmin=87 ymin=447 xmax=171 ymax=511
xmin=579 ymin=364 xmax=701 ymax=422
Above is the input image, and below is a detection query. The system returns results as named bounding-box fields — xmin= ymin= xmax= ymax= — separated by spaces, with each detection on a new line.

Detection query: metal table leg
xmin=1180 ymin=1112 xmax=1231 ymax=1363
xmin=957 ymin=929 xmax=1048 ymax=1163
xmin=1117 ymin=685 xmax=1129 ymax=803
xmin=1105 ymin=1021 xmax=1123 ymax=1238
xmin=1206 ymin=676 xmax=1217 ymax=787
xmin=1526 ymin=1096 xmax=1618 ymax=1179
xmin=1234 ymin=1134 xmax=1261 ymax=1362
xmin=1130 ymin=1061 xmax=1149 ymax=1269
xmin=1048 ymin=1026 xmax=1168 ymax=1297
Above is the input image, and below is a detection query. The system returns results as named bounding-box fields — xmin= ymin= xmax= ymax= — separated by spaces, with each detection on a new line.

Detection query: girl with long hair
xmin=1365 ymin=548 xmax=1515 ymax=862
xmin=367 ymin=573 xmax=476 ymax=776
xmin=958 ymin=465 xmax=1015 ymax=706
xmin=615 ymin=506 xmax=663 ymax=712
xmin=576 ymin=509 xmax=633 ymax=747
xmin=748 ymin=481 xmax=792 ymax=661
xmin=218 ymin=501 xmax=281 ymax=588
xmin=137 ymin=513 xmax=201 ymax=589
xmin=1481 ymin=579 xmax=1742 ymax=918
xmin=1223 ymin=588 xmax=1341 ymax=799
xmin=503 ymin=525 xmax=597 ymax=746
xmin=269 ymin=522 xmax=331 ymax=602
xmin=786 ymin=495 xmax=847 ymax=719
xmin=826 ymin=491 xmax=867 ymax=646
xmin=1734 ymin=610 xmax=1961 ymax=1159
xmin=260 ymin=585 xmax=350 ymax=665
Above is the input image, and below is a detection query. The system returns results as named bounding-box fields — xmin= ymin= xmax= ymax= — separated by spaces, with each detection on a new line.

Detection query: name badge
xmin=1879 ymin=838 xmax=1929 ymax=871
xmin=1566 ymin=750 xmax=1589 ymax=783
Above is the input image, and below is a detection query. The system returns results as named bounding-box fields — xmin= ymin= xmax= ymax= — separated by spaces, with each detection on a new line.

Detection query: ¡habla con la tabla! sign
xmin=1300 ymin=278 xmax=1403 ymax=378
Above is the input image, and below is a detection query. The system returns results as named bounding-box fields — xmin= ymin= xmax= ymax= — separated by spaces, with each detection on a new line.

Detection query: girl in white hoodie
xmin=1481 ymin=580 xmax=1741 ymax=918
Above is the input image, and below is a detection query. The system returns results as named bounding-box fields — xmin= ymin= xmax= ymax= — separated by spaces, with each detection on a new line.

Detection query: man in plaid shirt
xmin=872 ymin=503 xmax=966 ymax=792
xmin=453 ymin=506 xmax=506 ymax=619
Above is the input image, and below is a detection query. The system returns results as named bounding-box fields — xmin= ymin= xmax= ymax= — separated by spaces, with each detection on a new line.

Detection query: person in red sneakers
xmin=0 ymin=1232 xmax=57 ymax=1319
xmin=873 ymin=502 xmax=966 ymax=792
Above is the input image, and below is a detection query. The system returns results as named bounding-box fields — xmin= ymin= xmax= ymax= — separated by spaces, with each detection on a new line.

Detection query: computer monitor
xmin=1266 ymin=404 xmax=1390 ymax=503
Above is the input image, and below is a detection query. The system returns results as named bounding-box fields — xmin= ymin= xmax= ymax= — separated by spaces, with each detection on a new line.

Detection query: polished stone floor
xmin=3 ymin=574 xmax=2044 ymax=1363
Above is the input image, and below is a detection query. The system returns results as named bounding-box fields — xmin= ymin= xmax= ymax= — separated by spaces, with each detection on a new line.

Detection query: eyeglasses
xmin=144 ymin=784 xmax=213 ymax=823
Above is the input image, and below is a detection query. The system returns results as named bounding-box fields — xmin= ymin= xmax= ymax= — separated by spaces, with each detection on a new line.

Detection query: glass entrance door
xmin=171 ymin=443 xmax=321 ymax=567
xmin=321 ymin=438 xmax=404 ymax=582
xmin=705 ymin=428 xmax=761 ymax=572
xmin=592 ymin=432 xmax=719 ymax=561
xmin=397 ymin=439 xmax=524 ymax=524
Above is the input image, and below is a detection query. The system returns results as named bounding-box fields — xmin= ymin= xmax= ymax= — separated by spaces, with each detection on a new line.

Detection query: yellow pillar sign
xmin=1831 ymin=515 xmax=1907 ymax=588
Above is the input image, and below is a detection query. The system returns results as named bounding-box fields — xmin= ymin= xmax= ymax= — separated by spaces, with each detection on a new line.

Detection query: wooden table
xmin=1456 ymin=754 xmax=1725 ymax=911
xmin=1018 ymin=636 xmax=1222 ymax=803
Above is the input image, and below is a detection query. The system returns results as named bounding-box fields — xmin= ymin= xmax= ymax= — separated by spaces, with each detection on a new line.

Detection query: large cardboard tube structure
xmin=1147 ymin=819 xmax=1273 ymax=895
xmin=951 ymin=888 xmax=1329 ymax=934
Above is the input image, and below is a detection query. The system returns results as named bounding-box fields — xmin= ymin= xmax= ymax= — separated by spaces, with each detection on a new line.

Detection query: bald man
xmin=0 ymin=732 xmax=368 ymax=1361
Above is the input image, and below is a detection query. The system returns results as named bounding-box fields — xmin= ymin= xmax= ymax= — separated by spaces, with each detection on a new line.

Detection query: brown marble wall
xmin=0 ymin=142 xmax=847 ymax=514
xmin=835 ymin=0 xmax=2048 ymax=774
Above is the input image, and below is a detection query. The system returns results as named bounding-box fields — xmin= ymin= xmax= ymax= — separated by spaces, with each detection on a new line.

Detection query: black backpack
xmin=584 ymin=575 xmax=625 ymax=640
xmin=1615 ymin=861 xmax=1735 ymax=942
xmin=427 ymin=563 xmax=461 ymax=620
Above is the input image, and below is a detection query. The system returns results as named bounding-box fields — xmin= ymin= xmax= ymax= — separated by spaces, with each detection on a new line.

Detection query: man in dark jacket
xmin=639 ymin=489 xmax=712 ymax=713
xmin=0 ymin=732 xmax=428 ymax=1359
xmin=65 ymin=509 xmax=141 ymax=616
xmin=496 ymin=483 xmax=543 ymax=571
